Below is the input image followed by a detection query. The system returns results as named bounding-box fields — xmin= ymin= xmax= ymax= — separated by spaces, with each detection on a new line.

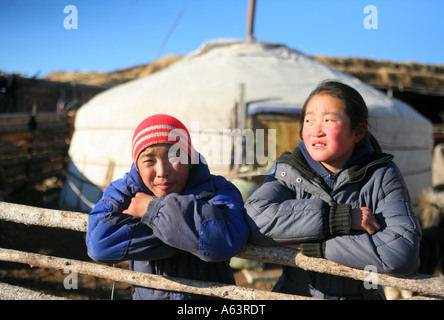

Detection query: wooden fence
xmin=0 ymin=112 xmax=73 ymax=201
xmin=0 ymin=201 xmax=443 ymax=300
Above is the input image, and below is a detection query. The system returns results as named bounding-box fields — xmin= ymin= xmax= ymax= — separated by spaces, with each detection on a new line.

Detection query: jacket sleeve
xmin=141 ymin=176 xmax=249 ymax=262
xmin=315 ymin=163 xmax=422 ymax=277
xmin=244 ymin=175 xmax=351 ymax=246
xmin=86 ymin=175 xmax=178 ymax=263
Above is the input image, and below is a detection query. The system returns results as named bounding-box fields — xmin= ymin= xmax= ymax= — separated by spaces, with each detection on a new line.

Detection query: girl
xmin=244 ymin=80 xmax=421 ymax=300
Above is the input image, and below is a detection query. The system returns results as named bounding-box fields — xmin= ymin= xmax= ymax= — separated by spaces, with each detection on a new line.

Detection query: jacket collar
xmin=276 ymin=143 xmax=393 ymax=186
xmin=298 ymin=140 xmax=375 ymax=177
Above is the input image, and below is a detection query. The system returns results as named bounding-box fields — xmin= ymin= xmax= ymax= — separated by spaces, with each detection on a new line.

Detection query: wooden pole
xmin=238 ymin=244 xmax=444 ymax=298
xmin=0 ymin=248 xmax=312 ymax=300
xmin=1 ymin=201 xmax=443 ymax=298
xmin=0 ymin=201 xmax=88 ymax=232
xmin=0 ymin=282 xmax=69 ymax=300
xmin=246 ymin=0 xmax=256 ymax=41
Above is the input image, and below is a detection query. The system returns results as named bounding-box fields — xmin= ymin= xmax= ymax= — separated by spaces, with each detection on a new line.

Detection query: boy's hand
xmin=351 ymin=207 xmax=381 ymax=235
xmin=123 ymin=192 xmax=154 ymax=218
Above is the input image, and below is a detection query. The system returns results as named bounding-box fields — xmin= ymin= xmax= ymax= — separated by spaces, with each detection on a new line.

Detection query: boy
xmin=86 ymin=114 xmax=249 ymax=300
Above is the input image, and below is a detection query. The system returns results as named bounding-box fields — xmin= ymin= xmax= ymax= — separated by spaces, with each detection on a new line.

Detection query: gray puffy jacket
xmin=244 ymin=145 xmax=421 ymax=299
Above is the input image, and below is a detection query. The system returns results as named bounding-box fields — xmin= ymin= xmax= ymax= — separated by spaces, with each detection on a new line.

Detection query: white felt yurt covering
xmin=59 ymin=39 xmax=432 ymax=212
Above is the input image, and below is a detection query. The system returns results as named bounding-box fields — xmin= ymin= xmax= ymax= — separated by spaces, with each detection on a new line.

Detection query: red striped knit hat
xmin=131 ymin=114 xmax=195 ymax=165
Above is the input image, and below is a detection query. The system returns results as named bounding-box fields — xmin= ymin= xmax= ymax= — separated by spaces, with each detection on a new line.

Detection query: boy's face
xmin=302 ymin=93 xmax=364 ymax=173
xmin=136 ymin=143 xmax=190 ymax=197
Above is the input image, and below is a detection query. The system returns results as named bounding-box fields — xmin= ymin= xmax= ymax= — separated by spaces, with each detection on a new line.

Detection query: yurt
xmin=59 ymin=39 xmax=433 ymax=212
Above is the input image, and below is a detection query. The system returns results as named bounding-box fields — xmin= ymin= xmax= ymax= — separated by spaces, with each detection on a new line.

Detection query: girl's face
xmin=302 ymin=93 xmax=365 ymax=173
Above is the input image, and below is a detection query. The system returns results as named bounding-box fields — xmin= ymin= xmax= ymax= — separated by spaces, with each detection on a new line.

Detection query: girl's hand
xmin=281 ymin=243 xmax=301 ymax=250
xmin=351 ymin=207 xmax=381 ymax=235
xmin=123 ymin=192 xmax=154 ymax=218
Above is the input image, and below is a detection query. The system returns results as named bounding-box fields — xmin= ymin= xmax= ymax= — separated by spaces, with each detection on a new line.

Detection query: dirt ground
xmin=0 ymin=182 xmax=277 ymax=300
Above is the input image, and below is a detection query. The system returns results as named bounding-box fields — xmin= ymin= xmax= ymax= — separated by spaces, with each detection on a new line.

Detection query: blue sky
xmin=1 ymin=0 xmax=443 ymax=77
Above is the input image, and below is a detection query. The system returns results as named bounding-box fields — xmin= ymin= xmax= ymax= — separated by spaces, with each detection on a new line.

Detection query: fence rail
xmin=0 ymin=247 xmax=311 ymax=300
xmin=1 ymin=201 xmax=443 ymax=300
xmin=0 ymin=113 xmax=73 ymax=200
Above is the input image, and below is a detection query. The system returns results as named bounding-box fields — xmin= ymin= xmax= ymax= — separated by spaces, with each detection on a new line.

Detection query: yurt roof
xmin=74 ymin=39 xmax=431 ymax=144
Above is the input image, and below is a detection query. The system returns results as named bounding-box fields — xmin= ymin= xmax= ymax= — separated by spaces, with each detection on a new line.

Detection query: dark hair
xmin=299 ymin=80 xmax=382 ymax=153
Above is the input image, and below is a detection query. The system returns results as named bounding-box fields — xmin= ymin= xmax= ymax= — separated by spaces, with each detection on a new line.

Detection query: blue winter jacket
xmin=86 ymin=158 xmax=249 ymax=300
xmin=245 ymin=141 xmax=421 ymax=299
